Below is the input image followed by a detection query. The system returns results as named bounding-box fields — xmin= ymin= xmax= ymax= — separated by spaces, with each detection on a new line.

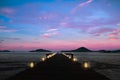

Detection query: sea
xmin=0 ymin=52 xmax=120 ymax=80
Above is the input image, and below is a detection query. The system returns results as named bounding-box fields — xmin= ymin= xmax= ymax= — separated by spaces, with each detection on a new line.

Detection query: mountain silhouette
xmin=0 ymin=50 xmax=10 ymax=52
xmin=98 ymin=49 xmax=120 ymax=53
xmin=30 ymin=49 xmax=51 ymax=52
xmin=72 ymin=47 xmax=92 ymax=52
xmin=62 ymin=47 xmax=92 ymax=52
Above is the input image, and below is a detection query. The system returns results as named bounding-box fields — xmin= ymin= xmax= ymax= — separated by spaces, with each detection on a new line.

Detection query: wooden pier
xmin=6 ymin=53 xmax=110 ymax=80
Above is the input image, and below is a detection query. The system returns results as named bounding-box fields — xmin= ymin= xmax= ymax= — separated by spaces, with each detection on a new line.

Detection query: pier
xmin=6 ymin=53 xmax=110 ymax=80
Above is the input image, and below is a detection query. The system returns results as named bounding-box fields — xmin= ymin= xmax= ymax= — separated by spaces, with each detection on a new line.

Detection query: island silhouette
xmin=30 ymin=49 xmax=51 ymax=52
xmin=0 ymin=50 xmax=10 ymax=52
xmin=0 ymin=47 xmax=120 ymax=53
xmin=61 ymin=47 xmax=92 ymax=52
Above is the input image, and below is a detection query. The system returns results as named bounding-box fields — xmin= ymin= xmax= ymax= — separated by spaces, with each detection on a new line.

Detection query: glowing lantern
xmin=68 ymin=56 xmax=71 ymax=59
xmin=28 ymin=62 xmax=35 ymax=68
xmin=41 ymin=57 xmax=46 ymax=61
xmin=83 ymin=61 xmax=90 ymax=69
xmin=73 ymin=57 xmax=78 ymax=62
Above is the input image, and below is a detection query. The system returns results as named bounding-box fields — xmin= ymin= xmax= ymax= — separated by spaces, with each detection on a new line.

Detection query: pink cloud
xmin=38 ymin=13 xmax=60 ymax=20
xmin=60 ymin=22 xmax=94 ymax=32
xmin=79 ymin=0 xmax=93 ymax=7
xmin=0 ymin=40 xmax=76 ymax=51
xmin=89 ymin=27 xmax=115 ymax=36
xmin=109 ymin=37 xmax=119 ymax=40
xmin=90 ymin=18 xmax=120 ymax=26
xmin=43 ymin=32 xmax=59 ymax=38
xmin=71 ymin=0 xmax=93 ymax=14
xmin=1 ymin=38 xmax=120 ymax=51
xmin=42 ymin=33 xmax=50 ymax=38
xmin=0 ymin=26 xmax=6 ymax=29
xmin=108 ymin=29 xmax=120 ymax=40
xmin=46 ymin=28 xmax=58 ymax=32
xmin=42 ymin=28 xmax=59 ymax=38
xmin=117 ymin=22 xmax=120 ymax=26
xmin=60 ymin=22 xmax=68 ymax=27
xmin=111 ymin=29 xmax=120 ymax=35
xmin=0 ymin=8 xmax=14 ymax=14
xmin=89 ymin=27 xmax=120 ymax=40
xmin=0 ymin=29 xmax=17 ymax=32
xmin=60 ymin=15 xmax=120 ymax=32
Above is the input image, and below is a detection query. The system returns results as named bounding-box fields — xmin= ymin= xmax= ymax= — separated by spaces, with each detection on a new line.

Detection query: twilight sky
xmin=0 ymin=0 xmax=120 ymax=51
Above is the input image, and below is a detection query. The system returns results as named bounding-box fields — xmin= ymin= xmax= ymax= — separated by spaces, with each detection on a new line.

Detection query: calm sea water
xmin=73 ymin=52 xmax=120 ymax=80
xmin=0 ymin=52 xmax=120 ymax=80
xmin=0 ymin=52 xmax=47 ymax=80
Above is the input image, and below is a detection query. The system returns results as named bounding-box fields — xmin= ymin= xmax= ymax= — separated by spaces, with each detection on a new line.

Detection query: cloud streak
xmin=108 ymin=29 xmax=120 ymax=40
xmin=1 ymin=37 xmax=21 ymax=40
xmin=0 ymin=26 xmax=6 ymax=29
xmin=0 ymin=40 xmax=4 ymax=43
xmin=38 ymin=13 xmax=60 ymax=20
xmin=0 ymin=29 xmax=17 ymax=32
xmin=46 ymin=28 xmax=58 ymax=32
xmin=89 ymin=27 xmax=115 ymax=36
xmin=0 ymin=8 xmax=14 ymax=13
xmin=89 ymin=27 xmax=120 ymax=40
xmin=42 ymin=28 xmax=59 ymax=38
xmin=71 ymin=0 xmax=93 ymax=14
xmin=0 ymin=26 xmax=17 ymax=32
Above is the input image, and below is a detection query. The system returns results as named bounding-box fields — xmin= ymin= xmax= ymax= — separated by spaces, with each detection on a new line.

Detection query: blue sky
xmin=0 ymin=0 xmax=120 ymax=51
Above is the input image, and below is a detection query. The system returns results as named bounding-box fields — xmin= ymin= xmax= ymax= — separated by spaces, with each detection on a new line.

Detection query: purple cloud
xmin=0 ymin=8 xmax=14 ymax=14
xmin=108 ymin=34 xmax=120 ymax=40
xmin=108 ymin=29 xmax=120 ymax=40
xmin=3 ymin=37 xmax=21 ymax=40
xmin=89 ymin=27 xmax=115 ymax=36
xmin=0 ymin=40 xmax=4 ymax=43
xmin=0 ymin=26 xmax=6 ymax=29
xmin=88 ymin=27 xmax=120 ymax=40
xmin=0 ymin=29 xmax=17 ymax=32
xmin=116 ymin=22 xmax=120 ymax=26
xmin=60 ymin=21 xmax=94 ymax=32
xmin=38 ymin=13 xmax=60 ymax=20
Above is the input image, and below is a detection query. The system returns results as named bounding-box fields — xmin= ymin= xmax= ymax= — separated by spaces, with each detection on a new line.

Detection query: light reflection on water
xmin=0 ymin=52 xmax=119 ymax=80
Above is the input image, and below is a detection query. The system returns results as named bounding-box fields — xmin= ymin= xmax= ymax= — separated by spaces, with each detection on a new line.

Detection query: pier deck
xmin=7 ymin=53 xmax=110 ymax=80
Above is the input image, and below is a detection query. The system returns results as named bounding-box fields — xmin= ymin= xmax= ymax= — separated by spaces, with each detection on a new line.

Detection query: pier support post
xmin=46 ymin=54 xmax=50 ymax=58
xmin=70 ymin=54 xmax=73 ymax=59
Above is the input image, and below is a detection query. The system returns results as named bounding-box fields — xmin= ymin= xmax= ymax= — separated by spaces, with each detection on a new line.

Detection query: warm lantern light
xmin=62 ymin=53 xmax=72 ymax=59
xmin=41 ymin=57 xmax=46 ymax=61
xmin=47 ymin=53 xmax=56 ymax=59
xmin=68 ymin=56 xmax=71 ymax=59
xmin=83 ymin=61 xmax=90 ymax=69
xmin=73 ymin=57 xmax=78 ymax=62
xmin=28 ymin=62 xmax=35 ymax=68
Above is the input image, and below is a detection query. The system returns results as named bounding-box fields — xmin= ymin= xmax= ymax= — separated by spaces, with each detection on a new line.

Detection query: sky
xmin=0 ymin=0 xmax=120 ymax=51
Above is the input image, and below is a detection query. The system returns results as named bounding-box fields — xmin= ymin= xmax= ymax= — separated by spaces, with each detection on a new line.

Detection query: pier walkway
xmin=7 ymin=53 xmax=110 ymax=80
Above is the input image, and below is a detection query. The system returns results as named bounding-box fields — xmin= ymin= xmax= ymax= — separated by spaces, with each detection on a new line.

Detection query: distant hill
xmin=98 ymin=50 xmax=120 ymax=53
xmin=62 ymin=47 xmax=92 ymax=52
xmin=30 ymin=49 xmax=51 ymax=52
xmin=113 ymin=50 xmax=120 ymax=53
xmin=0 ymin=50 xmax=10 ymax=52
